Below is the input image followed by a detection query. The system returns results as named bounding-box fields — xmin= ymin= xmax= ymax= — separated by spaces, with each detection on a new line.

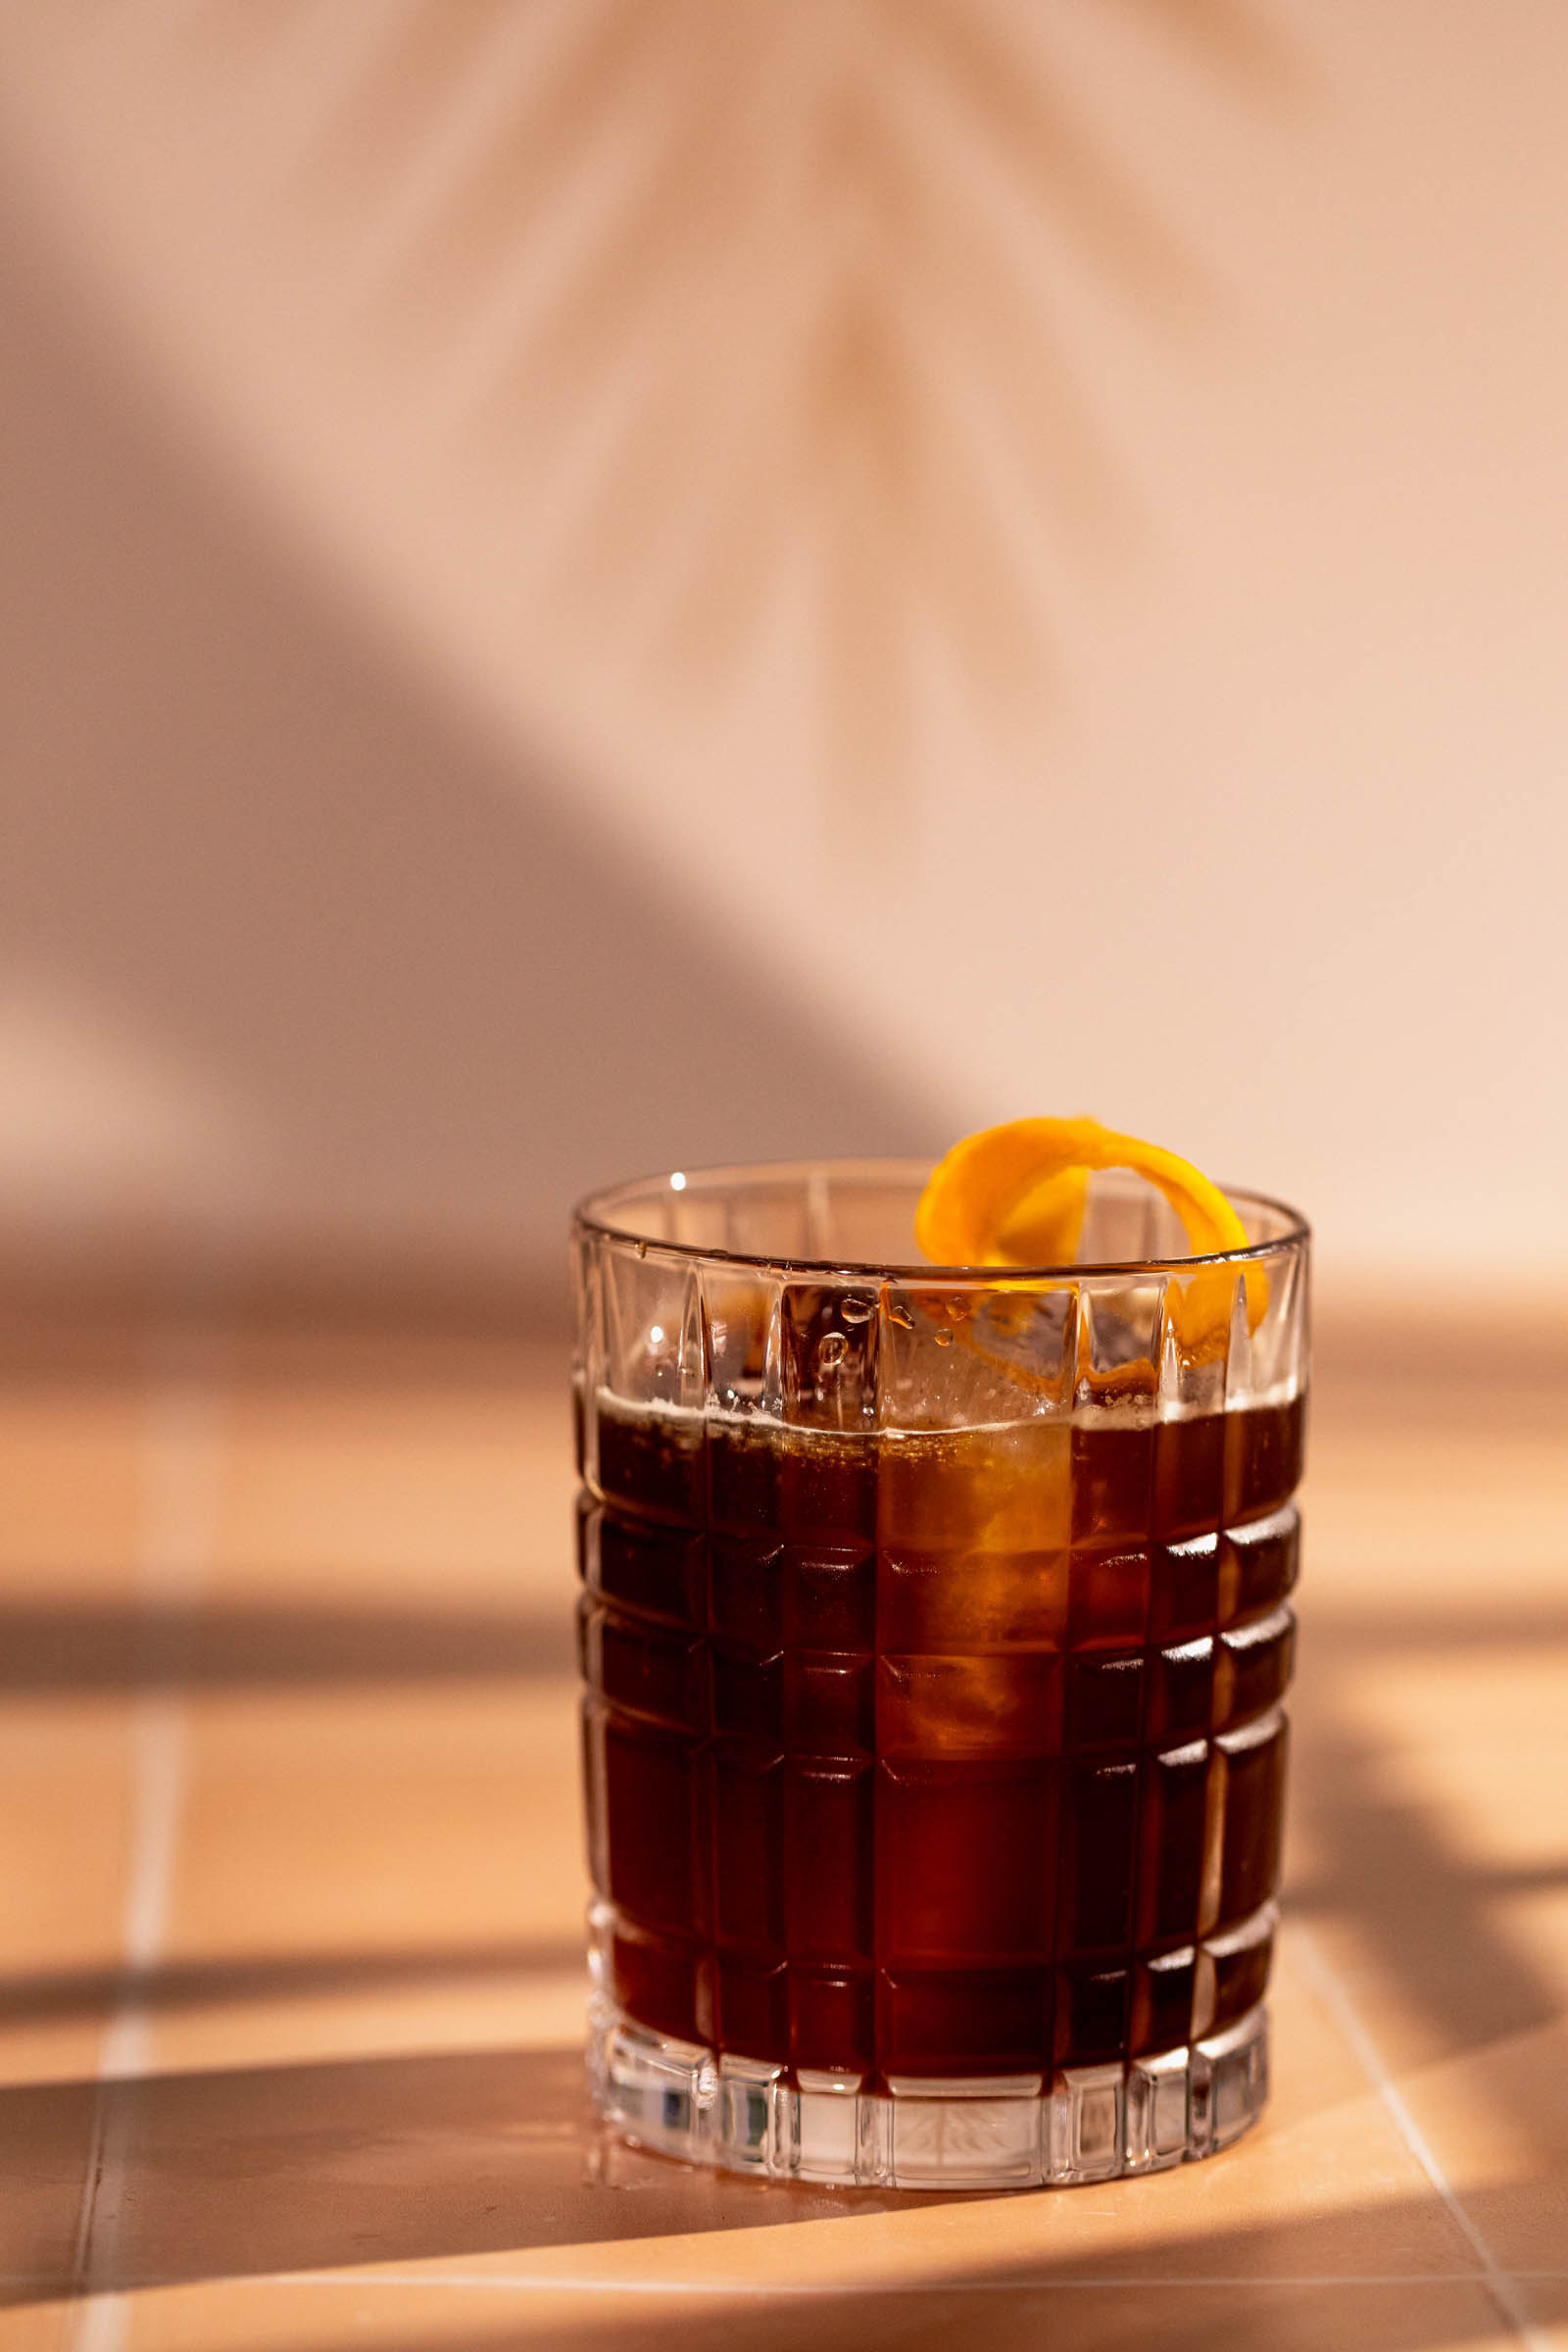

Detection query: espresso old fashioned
xmin=575 ymin=1144 xmax=1308 ymax=2188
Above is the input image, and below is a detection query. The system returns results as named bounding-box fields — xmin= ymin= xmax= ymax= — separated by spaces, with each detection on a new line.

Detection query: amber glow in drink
xmin=579 ymin=1389 xmax=1300 ymax=2083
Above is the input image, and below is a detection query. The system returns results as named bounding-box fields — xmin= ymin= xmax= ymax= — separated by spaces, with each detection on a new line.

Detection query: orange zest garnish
xmin=915 ymin=1116 xmax=1265 ymax=1355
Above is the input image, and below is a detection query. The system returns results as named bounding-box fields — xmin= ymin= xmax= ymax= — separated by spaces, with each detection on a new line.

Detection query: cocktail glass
xmin=573 ymin=1160 xmax=1308 ymax=2188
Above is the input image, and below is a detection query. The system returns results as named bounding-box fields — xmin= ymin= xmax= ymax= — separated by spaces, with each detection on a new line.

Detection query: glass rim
xmin=572 ymin=1157 xmax=1311 ymax=1284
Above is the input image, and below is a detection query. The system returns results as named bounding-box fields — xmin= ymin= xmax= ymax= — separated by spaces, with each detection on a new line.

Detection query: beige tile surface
xmin=0 ymin=2308 xmax=74 ymax=2352
xmin=1517 ymin=2278 xmax=1568 ymax=2350
xmin=0 ymin=1381 xmax=146 ymax=1590
xmin=2 ymin=1312 xmax=1564 ymax=2350
xmin=96 ymin=2278 xmax=1529 ymax=2352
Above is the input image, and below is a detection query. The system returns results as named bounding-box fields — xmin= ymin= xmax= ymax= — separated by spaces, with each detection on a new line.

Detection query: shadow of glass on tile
xmin=0 ymin=2039 xmax=1528 ymax=2332
xmin=0 ymin=2045 xmax=977 ymax=2305
xmin=10 ymin=1975 xmax=1550 ymax=2329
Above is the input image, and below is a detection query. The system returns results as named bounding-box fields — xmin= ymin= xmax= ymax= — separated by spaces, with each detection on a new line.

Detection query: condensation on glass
xmin=572 ymin=1161 xmax=1308 ymax=2188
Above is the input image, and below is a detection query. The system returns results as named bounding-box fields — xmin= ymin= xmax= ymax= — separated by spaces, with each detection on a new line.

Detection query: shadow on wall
xmin=5 ymin=1 xmax=1303 ymax=827
xmin=0 ymin=181 xmax=940 ymax=1315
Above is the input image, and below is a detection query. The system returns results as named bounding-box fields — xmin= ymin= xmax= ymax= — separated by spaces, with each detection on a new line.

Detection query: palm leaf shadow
xmin=177 ymin=0 xmax=1303 ymax=802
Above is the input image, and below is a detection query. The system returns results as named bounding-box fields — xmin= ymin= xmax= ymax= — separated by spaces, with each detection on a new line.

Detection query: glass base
xmin=588 ymin=1995 xmax=1269 ymax=2190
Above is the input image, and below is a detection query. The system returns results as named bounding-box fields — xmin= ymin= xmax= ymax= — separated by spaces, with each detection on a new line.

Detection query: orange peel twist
xmin=915 ymin=1116 xmax=1266 ymax=1358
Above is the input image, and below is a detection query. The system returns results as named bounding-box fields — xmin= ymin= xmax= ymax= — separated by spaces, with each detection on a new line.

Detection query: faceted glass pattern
xmin=573 ymin=1161 xmax=1308 ymax=2187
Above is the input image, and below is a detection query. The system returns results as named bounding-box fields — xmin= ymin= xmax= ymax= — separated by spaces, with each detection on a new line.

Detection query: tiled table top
xmin=2 ymin=1308 xmax=1565 ymax=2351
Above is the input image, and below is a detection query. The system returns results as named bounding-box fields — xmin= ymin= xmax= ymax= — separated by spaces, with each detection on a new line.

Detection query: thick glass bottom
xmin=588 ymin=1993 xmax=1268 ymax=2190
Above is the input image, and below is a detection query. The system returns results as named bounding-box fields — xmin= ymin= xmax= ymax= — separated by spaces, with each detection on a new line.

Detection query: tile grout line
xmin=1292 ymin=1924 xmax=1552 ymax=2352
xmin=66 ymin=1700 xmax=185 ymax=2352
xmin=67 ymin=1345 xmax=226 ymax=2352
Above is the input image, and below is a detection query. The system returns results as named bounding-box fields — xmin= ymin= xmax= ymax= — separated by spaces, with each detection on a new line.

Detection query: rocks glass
xmin=574 ymin=1161 xmax=1308 ymax=2188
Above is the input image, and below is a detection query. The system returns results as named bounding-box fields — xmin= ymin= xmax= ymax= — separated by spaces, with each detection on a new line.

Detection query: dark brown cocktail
xmin=574 ymin=1162 xmax=1308 ymax=2187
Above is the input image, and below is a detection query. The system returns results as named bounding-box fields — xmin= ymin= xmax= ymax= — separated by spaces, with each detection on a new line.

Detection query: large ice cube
xmin=879 ymin=1423 xmax=1070 ymax=1554
xmin=878 ymin=1649 xmax=1063 ymax=1758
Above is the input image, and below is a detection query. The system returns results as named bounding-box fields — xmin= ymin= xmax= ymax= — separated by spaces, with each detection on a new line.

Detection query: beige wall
xmin=2 ymin=2 xmax=1565 ymax=1312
